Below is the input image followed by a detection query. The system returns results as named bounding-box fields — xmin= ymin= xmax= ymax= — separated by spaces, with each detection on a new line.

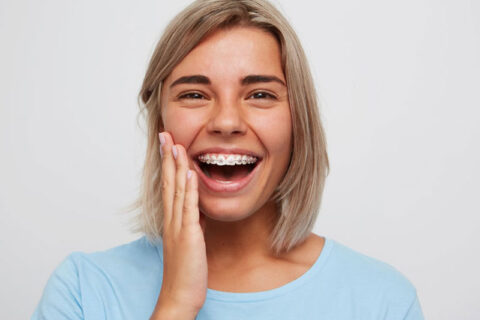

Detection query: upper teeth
xmin=198 ymin=153 xmax=257 ymax=166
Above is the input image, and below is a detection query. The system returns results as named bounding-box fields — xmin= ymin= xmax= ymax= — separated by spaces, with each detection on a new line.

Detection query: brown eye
xmin=179 ymin=92 xmax=205 ymax=99
xmin=249 ymin=91 xmax=277 ymax=99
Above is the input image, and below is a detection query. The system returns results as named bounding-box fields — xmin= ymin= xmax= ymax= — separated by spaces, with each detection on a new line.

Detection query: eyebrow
xmin=169 ymin=74 xmax=286 ymax=88
xmin=241 ymin=75 xmax=286 ymax=86
xmin=170 ymin=75 xmax=210 ymax=88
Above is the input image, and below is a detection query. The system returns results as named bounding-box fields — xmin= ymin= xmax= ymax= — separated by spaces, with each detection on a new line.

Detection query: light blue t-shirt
xmin=32 ymin=236 xmax=424 ymax=319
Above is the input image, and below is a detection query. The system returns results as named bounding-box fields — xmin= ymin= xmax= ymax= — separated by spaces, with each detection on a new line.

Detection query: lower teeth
xmin=216 ymin=180 xmax=233 ymax=183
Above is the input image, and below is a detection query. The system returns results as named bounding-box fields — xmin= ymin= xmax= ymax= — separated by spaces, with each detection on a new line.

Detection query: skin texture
xmin=163 ymin=27 xmax=291 ymax=221
xmin=152 ymin=27 xmax=325 ymax=318
xmin=161 ymin=26 xmax=292 ymax=265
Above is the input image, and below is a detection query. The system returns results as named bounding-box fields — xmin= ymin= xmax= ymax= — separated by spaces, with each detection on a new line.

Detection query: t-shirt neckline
xmin=206 ymin=236 xmax=334 ymax=302
xmin=154 ymin=236 xmax=334 ymax=302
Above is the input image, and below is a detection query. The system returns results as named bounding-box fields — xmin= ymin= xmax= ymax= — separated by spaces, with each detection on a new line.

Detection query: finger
xmin=171 ymin=144 xmax=188 ymax=233
xmin=159 ymin=132 xmax=176 ymax=232
xmin=183 ymin=169 xmax=199 ymax=227
xmin=199 ymin=211 xmax=206 ymax=235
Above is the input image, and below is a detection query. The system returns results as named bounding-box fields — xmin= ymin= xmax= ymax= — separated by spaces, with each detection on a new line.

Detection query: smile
xmin=193 ymin=153 xmax=262 ymax=193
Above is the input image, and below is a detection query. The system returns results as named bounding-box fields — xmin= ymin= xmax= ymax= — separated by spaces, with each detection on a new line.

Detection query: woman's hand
xmin=151 ymin=132 xmax=208 ymax=319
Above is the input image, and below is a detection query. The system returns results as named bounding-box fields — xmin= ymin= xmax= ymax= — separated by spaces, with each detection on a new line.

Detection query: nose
xmin=206 ymin=99 xmax=247 ymax=137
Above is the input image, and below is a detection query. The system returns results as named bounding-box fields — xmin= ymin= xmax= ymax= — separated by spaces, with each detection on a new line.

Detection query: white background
xmin=1 ymin=0 xmax=479 ymax=319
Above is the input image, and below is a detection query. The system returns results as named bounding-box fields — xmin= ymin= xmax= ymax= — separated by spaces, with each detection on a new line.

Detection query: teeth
xmin=198 ymin=153 xmax=258 ymax=166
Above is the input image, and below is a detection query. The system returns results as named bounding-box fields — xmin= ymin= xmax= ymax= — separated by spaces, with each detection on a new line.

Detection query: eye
xmin=178 ymin=92 xmax=206 ymax=100
xmin=248 ymin=91 xmax=277 ymax=100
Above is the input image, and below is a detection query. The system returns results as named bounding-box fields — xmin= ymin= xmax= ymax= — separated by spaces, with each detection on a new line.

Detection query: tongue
xmin=208 ymin=165 xmax=251 ymax=181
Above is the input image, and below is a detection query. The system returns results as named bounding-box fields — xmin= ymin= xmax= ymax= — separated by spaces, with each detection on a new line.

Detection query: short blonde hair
xmin=126 ymin=0 xmax=330 ymax=256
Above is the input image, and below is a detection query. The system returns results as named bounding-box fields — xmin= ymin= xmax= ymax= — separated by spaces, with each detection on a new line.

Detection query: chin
xmin=199 ymin=200 xmax=256 ymax=222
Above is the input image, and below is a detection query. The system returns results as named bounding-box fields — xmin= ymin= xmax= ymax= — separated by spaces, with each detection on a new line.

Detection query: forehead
xmin=167 ymin=26 xmax=284 ymax=83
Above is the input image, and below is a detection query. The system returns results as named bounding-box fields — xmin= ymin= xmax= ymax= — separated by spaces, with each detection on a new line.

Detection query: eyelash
xmin=177 ymin=91 xmax=277 ymax=101
xmin=248 ymin=91 xmax=277 ymax=100
xmin=178 ymin=92 xmax=206 ymax=100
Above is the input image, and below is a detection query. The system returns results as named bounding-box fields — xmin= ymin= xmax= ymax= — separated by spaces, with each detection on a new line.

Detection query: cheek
xmin=250 ymin=108 xmax=292 ymax=157
xmin=162 ymin=107 xmax=204 ymax=146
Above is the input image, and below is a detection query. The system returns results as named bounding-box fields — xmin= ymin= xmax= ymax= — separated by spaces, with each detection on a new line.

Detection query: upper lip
xmin=191 ymin=147 xmax=263 ymax=160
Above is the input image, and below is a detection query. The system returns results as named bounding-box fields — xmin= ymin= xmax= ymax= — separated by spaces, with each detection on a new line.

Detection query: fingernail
xmin=159 ymin=145 xmax=163 ymax=157
xmin=187 ymin=170 xmax=193 ymax=180
xmin=172 ymin=145 xmax=178 ymax=159
xmin=158 ymin=132 xmax=165 ymax=146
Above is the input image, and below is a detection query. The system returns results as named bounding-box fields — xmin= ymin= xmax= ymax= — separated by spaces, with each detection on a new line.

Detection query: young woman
xmin=33 ymin=0 xmax=424 ymax=319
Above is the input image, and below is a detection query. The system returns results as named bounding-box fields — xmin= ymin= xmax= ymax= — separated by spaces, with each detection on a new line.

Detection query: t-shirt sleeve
xmin=31 ymin=253 xmax=84 ymax=320
xmin=403 ymin=293 xmax=424 ymax=320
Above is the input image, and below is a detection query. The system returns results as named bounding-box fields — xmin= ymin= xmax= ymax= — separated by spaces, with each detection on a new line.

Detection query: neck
xmin=203 ymin=200 xmax=279 ymax=270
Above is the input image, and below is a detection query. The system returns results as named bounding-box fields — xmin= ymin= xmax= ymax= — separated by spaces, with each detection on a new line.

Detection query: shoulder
xmin=328 ymin=239 xmax=416 ymax=291
xmin=73 ymin=236 xmax=161 ymax=268
xmin=60 ymin=236 xmax=163 ymax=286
xmin=32 ymin=236 xmax=162 ymax=319
xmin=46 ymin=235 xmax=161 ymax=282
xmin=323 ymin=238 xmax=422 ymax=318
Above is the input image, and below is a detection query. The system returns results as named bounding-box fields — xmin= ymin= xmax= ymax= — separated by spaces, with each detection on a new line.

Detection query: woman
xmin=33 ymin=0 xmax=424 ymax=319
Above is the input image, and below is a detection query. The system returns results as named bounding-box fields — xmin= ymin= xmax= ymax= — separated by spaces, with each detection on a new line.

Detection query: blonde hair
xmin=125 ymin=0 xmax=330 ymax=256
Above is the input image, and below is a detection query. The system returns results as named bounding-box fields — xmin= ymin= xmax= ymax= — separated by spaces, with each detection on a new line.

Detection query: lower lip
xmin=193 ymin=160 xmax=262 ymax=193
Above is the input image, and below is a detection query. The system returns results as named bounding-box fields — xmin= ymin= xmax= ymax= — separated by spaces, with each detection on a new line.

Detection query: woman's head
xmin=160 ymin=26 xmax=291 ymax=224
xmin=130 ymin=0 xmax=330 ymax=255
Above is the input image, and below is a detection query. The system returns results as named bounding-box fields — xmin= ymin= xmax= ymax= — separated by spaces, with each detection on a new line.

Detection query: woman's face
xmin=161 ymin=26 xmax=292 ymax=221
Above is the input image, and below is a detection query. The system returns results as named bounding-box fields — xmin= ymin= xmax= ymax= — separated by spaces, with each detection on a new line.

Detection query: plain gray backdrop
xmin=1 ymin=0 xmax=479 ymax=319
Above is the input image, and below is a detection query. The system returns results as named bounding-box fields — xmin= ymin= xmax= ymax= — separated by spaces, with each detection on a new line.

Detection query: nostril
xmin=214 ymin=129 xmax=242 ymax=134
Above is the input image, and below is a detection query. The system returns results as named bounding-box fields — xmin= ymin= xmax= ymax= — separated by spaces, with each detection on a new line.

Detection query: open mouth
xmin=192 ymin=153 xmax=263 ymax=193
xmin=197 ymin=161 xmax=258 ymax=181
